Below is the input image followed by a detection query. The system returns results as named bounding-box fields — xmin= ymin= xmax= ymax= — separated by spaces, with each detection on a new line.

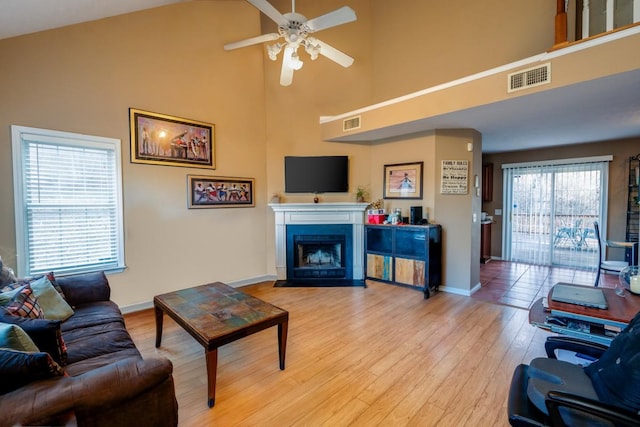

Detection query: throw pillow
xmin=4 ymin=285 xmax=45 ymax=319
xmin=0 ymin=348 xmax=66 ymax=395
xmin=0 ymin=313 xmax=67 ymax=366
xmin=0 ymin=282 xmax=24 ymax=306
xmin=0 ymin=322 xmax=39 ymax=352
xmin=46 ymin=271 xmax=67 ymax=301
xmin=28 ymin=276 xmax=74 ymax=321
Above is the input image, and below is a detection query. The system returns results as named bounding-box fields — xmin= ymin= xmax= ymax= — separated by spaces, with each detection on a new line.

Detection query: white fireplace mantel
xmin=269 ymin=203 xmax=369 ymax=280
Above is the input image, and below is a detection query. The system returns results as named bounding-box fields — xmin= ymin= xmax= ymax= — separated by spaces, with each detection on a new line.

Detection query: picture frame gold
xmin=187 ymin=175 xmax=255 ymax=209
xmin=383 ymin=162 xmax=423 ymax=199
xmin=129 ymin=108 xmax=215 ymax=169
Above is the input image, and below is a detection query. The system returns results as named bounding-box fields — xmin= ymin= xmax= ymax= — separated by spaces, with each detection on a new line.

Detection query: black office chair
xmin=507 ymin=312 xmax=640 ymax=426
xmin=593 ymin=221 xmax=630 ymax=287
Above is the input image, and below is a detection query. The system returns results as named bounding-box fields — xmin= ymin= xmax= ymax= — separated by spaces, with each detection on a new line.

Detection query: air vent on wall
xmin=508 ymin=63 xmax=551 ymax=93
xmin=343 ymin=115 xmax=361 ymax=132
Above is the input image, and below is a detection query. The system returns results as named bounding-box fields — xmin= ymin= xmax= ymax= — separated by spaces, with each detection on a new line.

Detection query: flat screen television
xmin=284 ymin=156 xmax=349 ymax=193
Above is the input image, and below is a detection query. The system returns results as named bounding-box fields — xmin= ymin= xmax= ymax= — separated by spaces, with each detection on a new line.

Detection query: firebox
xmin=286 ymin=224 xmax=353 ymax=281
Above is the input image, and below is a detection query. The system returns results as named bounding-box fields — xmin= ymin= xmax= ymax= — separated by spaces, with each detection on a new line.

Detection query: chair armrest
xmin=544 ymin=336 xmax=608 ymax=360
xmin=546 ymin=390 xmax=640 ymax=427
xmin=55 ymin=271 xmax=111 ymax=306
xmin=0 ymin=357 xmax=175 ymax=427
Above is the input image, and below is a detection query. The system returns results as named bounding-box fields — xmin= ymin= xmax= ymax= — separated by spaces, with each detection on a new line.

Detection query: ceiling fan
xmin=224 ymin=0 xmax=357 ymax=86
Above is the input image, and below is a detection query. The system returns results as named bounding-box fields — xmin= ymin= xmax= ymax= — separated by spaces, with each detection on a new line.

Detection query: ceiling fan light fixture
xmin=267 ymin=43 xmax=282 ymax=60
xmin=304 ymin=42 xmax=320 ymax=60
xmin=288 ymin=51 xmax=304 ymax=70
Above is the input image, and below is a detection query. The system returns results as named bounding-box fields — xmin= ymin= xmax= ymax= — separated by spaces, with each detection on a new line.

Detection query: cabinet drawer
xmin=395 ymin=257 xmax=425 ymax=286
xmin=367 ymin=254 xmax=392 ymax=280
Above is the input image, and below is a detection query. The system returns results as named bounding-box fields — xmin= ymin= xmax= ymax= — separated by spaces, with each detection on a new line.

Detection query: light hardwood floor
xmin=125 ymin=280 xmax=551 ymax=426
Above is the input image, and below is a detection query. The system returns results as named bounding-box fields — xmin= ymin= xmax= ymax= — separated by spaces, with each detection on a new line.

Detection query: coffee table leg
xmin=154 ymin=305 xmax=164 ymax=348
xmin=278 ymin=319 xmax=288 ymax=370
xmin=206 ymin=348 xmax=218 ymax=408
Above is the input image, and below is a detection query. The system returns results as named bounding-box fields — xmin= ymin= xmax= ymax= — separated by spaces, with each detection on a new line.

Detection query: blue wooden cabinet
xmin=365 ymin=224 xmax=442 ymax=298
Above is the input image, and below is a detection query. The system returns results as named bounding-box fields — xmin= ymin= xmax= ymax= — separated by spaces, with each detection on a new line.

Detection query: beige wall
xmin=0 ymin=1 xmax=634 ymax=307
xmin=0 ymin=2 xmax=270 ymax=307
xmin=369 ymin=0 xmax=557 ymax=102
xmin=482 ymin=137 xmax=640 ymax=262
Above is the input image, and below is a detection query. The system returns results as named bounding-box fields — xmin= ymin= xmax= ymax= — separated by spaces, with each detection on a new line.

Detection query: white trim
xmin=319 ymin=26 xmax=640 ymax=124
xmin=11 ymin=125 xmax=125 ymax=277
xmin=501 ymin=155 xmax=613 ymax=169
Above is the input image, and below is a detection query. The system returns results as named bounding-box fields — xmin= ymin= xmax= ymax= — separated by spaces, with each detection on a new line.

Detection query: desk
xmin=529 ymin=284 xmax=640 ymax=345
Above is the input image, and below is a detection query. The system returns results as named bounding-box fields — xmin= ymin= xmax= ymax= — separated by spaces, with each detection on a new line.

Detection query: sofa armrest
xmin=0 ymin=357 xmax=177 ymax=427
xmin=55 ymin=271 xmax=111 ymax=306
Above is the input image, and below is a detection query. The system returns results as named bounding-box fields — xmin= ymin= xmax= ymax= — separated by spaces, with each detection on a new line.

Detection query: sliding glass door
xmin=503 ymin=157 xmax=611 ymax=269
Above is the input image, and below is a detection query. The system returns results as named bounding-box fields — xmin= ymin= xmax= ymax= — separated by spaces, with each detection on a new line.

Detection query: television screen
xmin=284 ymin=156 xmax=349 ymax=193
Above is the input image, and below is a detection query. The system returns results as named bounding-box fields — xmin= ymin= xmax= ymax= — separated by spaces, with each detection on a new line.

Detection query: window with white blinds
xmin=11 ymin=126 xmax=125 ymax=277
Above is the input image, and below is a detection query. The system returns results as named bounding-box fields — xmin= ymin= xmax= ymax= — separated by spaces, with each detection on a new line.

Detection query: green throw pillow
xmin=0 ymin=284 xmax=23 ymax=306
xmin=0 ymin=322 xmax=39 ymax=352
xmin=28 ymin=276 xmax=74 ymax=321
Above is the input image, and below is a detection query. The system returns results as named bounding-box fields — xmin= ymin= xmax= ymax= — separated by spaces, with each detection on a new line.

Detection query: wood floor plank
xmin=125 ymin=280 xmax=551 ymax=426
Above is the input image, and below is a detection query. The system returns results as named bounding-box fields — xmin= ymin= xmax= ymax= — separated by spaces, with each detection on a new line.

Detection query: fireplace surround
xmin=269 ymin=203 xmax=368 ymax=282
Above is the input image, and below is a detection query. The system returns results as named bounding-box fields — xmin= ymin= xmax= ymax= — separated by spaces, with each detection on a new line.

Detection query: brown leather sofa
xmin=0 ymin=271 xmax=178 ymax=427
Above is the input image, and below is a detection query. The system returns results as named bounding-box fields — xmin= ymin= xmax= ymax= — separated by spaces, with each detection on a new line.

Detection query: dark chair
xmin=507 ymin=312 xmax=640 ymax=426
xmin=593 ymin=221 xmax=629 ymax=287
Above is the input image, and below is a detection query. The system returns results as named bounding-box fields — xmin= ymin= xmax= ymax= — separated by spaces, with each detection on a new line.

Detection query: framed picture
xmin=383 ymin=162 xmax=423 ymax=199
xmin=129 ymin=108 xmax=215 ymax=169
xmin=187 ymin=175 xmax=255 ymax=208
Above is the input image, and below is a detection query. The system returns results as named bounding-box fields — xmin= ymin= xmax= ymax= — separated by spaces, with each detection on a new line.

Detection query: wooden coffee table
xmin=154 ymin=282 xmax=289 ymax=407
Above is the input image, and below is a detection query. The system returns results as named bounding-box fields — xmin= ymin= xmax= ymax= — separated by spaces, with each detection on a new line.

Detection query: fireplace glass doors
xmin=286 ymin=224 xmax=353 ymax=281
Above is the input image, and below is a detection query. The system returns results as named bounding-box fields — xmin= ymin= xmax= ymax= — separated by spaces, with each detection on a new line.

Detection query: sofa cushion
xmin=63 ymin=321 xmax=140 ymax=367
xmin=0 ymin=349 xmax=65 ymax=395
xmin=29 ymin=276 xmax=74 ymax=321
xmin=61 ymin=301 xmax=124 ymax=332
xmin=4 ymin=285 xmax=45 ymax=319
xmin=0 ymin=322 xmax=39 ymax=352
xmin=55 ymin=271 xmax=110 ymax=307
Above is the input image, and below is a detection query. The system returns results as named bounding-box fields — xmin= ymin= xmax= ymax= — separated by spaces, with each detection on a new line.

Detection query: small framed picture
xmin=383 ymin=162 xmax=424 ymax=199
xmin=187 ymin=175 xmax=255 ymax=208
xmin=129 ymin=108 xmax=215 ymax=169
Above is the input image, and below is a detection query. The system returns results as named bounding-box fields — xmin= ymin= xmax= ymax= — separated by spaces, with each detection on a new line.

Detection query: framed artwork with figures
xmin=383 ymin=162 xmax=423 ymax=199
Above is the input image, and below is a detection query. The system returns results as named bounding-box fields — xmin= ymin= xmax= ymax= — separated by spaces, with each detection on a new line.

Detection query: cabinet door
xmin=367 ymin=254 xmax=392 ymax=280
xmin=482 ymin=163 xmax=493 ymax=202
xmin=395 ymin=257 xmax=425 ymax=286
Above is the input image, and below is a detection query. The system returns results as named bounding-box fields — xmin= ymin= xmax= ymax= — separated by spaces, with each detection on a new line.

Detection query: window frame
xmin=11 ymin=125 xmax=126 ymax=277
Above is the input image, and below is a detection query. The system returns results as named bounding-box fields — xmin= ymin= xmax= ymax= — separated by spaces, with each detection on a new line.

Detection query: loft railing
xmin=554 ymin=0 xmax=640 ymax=48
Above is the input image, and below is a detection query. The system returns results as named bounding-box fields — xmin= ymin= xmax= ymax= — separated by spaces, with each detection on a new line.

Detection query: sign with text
xmin=441 ymin=160 xmax=469 ymax=194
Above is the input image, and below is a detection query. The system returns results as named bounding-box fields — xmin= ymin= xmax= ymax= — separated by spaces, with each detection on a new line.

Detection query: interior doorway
xmin=502 ymin=157 xmax=611 ymax=269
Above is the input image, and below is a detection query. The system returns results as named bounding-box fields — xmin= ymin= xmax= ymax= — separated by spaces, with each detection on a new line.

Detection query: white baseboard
xmin=119 ymin=275 xmax=277 ymax=314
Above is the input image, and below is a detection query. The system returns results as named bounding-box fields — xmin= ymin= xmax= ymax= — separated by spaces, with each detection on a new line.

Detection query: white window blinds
xmin=502 ymin=156 xmax=611 ymax=270
xmin=12 ymin=126 xmax=125 ymax=276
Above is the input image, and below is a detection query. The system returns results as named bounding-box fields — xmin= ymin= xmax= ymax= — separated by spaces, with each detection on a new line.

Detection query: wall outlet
xmin=495 ymin=209 xmax=502 ymax=216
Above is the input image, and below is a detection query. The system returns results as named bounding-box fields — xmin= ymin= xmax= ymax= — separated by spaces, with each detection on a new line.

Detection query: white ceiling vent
xmin=343 ymin=115 xmax=361 ymax=132
xmin=508 ymin=63 xmax=551 ymax=93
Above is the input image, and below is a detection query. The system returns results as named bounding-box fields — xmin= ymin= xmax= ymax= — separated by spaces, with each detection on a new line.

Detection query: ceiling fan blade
xmin=280 ymin=46 xmax=294 ymax=86
xmin=305 ymin=6 xmax=356 ymax=32
xmin=247 ymin=0 xmax=288 ymax=26
xmin=224 ymin=33 xmax=279 ymax=50
xmin=314 ymin=39 xmax=354 ymax=68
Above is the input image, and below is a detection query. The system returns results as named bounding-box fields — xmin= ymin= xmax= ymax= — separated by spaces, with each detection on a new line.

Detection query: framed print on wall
xmin=383 ymin=162 xmax=424 ymax=199
xmin=129 ymin=108 xmax=215 ymax=169
xmin=187 ymin=175 xmax=255 ymax=208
